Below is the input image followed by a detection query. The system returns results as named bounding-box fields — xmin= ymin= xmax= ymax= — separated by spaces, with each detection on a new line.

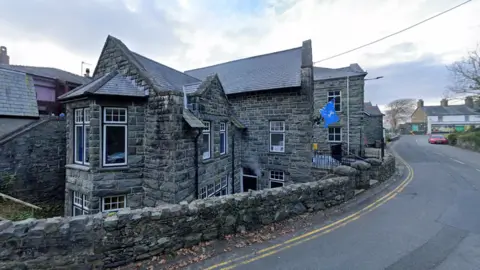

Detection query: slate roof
xmin=184 ymin=47 xmax=303 ymax=95
xmin=422 ymin=105 xmax=480 ymax=116
xmin=364 ymin=102 xmax=383 ymax=116
xmin=182 ymin=109 xmax=205 ymax=128
xmin=58 ymin=70 xmax=147 ymax=100
xmin=0 ymin=64 xmax=90 ymax=85
xmin=131 ymin=52 xmax=200 ymax=92
xmin=0 ymin=68 xmax=39 ymax=117
xmin=314 ymin=64 xmax=367 ymax=80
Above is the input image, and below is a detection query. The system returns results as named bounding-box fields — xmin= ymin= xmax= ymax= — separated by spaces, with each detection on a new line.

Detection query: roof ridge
xmin=2 ymin=64 xmax=86 ymax=79
xmin=185 ymin=46 xmax=302 ymax=73
xmin=87 ymin=71 xmax=119 ymax=94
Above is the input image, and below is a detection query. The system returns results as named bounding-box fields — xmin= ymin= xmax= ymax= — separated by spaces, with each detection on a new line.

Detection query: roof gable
xmin=92 ymin=35 xmax=200 ymax=94
xmin=0 ymin=68 xmax=39 ymax=117
xmin=364 ymin=102 xmax=383 ymax=116
xmin=0 ymin=64 xmax=90 ymax=85
xmin=184 ymin=47 xmax=303 ymax=95
xmin=423 ymin=105 xmax=480 ymax=116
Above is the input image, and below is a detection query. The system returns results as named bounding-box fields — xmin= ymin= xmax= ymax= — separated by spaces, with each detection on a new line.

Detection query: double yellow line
xmin=205 ymin=149 xmax=415 ymax=270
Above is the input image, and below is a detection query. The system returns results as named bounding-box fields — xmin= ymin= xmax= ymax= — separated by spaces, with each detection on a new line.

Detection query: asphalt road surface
xmin=197 ymin=135 xmax=480 ymax=270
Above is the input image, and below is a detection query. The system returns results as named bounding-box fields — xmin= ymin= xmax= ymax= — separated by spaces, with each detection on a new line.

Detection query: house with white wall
xmin=412 ymin=97 xmax=480 ymax=134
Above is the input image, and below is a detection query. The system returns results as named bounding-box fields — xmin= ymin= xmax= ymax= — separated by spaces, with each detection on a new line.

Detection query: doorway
xmin=242 ymin=167 xmax=258 ymax=192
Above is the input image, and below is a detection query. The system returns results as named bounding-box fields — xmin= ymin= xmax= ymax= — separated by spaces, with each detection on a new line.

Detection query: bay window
xmin=103 ymin=108 xmax=127 ymax=167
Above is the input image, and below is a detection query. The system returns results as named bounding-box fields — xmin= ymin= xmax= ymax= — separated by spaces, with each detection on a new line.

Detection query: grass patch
xmin=0 ymin=197 xmax=35 ymax=221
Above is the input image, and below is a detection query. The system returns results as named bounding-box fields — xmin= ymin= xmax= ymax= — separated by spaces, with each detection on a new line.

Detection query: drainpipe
xmin=194 ymin=130 xmax=201 ymax=199
xmin=346 ymin=76 xmax=350 ymax=154
xmin=231 ymin=129 xmax=235 ymax=194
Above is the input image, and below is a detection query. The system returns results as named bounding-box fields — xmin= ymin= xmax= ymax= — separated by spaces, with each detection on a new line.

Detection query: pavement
xmin=192 ymin=135 xmax=480 ymax=270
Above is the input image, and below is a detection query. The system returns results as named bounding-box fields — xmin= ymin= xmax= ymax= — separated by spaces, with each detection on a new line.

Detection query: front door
xmin=242 ymin=175 xmax=258 ymax=192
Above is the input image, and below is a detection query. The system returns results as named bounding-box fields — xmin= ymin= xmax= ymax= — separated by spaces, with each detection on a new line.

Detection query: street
xmin=196 ymin=135 xmax=480 ymax=270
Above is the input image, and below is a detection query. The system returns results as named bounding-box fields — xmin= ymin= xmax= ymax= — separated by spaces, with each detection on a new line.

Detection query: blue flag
xmin=320 ymin=99 xmax=339 ymax=128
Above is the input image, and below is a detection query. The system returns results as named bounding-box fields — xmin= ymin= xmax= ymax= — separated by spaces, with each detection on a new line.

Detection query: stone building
xmin=363 ymin=102 xmax=384 ymax=146
xmin=312 ymin=65 xmax=367 ymax=155
xmin=58 ymin=35 xmax=315 ymax=216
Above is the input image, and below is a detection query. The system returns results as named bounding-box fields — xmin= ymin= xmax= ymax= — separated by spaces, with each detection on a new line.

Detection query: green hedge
xmin=458 ymin=131 xmax=480 ymax=147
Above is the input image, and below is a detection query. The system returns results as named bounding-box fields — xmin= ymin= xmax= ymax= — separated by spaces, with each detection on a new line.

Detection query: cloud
xmin=364 ymin=55 xmax=450 ymax=107
xmin=0 ymin=0 xmax=479 ymax=103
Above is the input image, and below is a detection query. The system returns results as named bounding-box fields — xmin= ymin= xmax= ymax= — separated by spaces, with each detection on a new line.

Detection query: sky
xmin=1 ymin=0 xmax=479 ymax=110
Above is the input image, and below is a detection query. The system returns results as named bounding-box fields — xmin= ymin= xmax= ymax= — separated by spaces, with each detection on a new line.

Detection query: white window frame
xmin=72 ymin=191 xmax=89 ymax=216
xmin=328 ymin=127 xmax=342 ymax=142
xmin=74 ymin=108 xmax=90 ymax=165
xmin=220 ymin=122 xmax=227 ymax=155
xmin=327 ymin=91 xmax=342 ymax=112
xmin=269 ymin=121 xmax=285 ymax=153
xmin=269 ymin=171 xmax=285 ymax=188
xmin=102 ymin=107 xmax=128 ymax=167
xmin=203 ymin=121 xmax=211 ymax=159
xmin=102 ymin=195 xmax=127 ymax=212
xmin=200 ymin=186 xmax=208 ymax=199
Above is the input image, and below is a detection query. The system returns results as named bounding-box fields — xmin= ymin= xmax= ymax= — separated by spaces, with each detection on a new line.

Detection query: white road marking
xmin=450 ymin=158 xmax=465 ymax=164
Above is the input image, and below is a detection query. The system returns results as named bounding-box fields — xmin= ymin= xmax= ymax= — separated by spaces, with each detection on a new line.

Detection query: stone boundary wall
xmin=0 ymin=117 xmax=66 ymax=216
xmin=0 ymin=154 xmax=396 ymax=269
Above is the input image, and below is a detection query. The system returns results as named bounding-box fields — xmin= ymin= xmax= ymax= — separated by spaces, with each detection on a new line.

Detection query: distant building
xmin=411 ymin=97 xmax=480 ymax=134
xmin=0 ymin=45 xmax=90 ymax=115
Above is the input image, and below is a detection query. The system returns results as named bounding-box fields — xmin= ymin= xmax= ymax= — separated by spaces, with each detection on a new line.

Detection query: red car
xmin=428 ymin=134 xmax=448 ymax=144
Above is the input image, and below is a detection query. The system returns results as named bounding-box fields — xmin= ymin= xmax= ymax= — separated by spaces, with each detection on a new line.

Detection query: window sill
xmin=66 ymin=164 xmax=90 ymax=172
xmin=97 ymin=166 xmax=130 ymax=172
xmin=202 ymin=158 xmax=216 ymax=165
xmin=268 ymin=152 xmax=288 ymax=156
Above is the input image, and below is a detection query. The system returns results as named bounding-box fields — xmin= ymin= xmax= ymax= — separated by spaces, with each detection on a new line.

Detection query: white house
xmin=424 ymin=97 xmax=480 ymax=134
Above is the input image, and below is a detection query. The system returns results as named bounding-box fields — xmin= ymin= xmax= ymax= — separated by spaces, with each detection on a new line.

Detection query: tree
xmin=384 ymin=98 xmax=416 ymax=131
xmin=447 ymin=45 xmax=480 ymax=96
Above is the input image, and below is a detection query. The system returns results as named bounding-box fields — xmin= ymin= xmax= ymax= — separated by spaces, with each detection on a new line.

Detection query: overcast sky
xmin=1 ymin=0 xmax=479 ymax=109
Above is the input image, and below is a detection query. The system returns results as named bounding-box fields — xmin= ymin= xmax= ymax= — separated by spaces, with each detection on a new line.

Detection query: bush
xmin=386 ymin=135 xmax=391 ymax=142
xmin=446 ymin=133 xmax=458 ymax=145
xmin=458 ymin=131 xmax=480 ymax=148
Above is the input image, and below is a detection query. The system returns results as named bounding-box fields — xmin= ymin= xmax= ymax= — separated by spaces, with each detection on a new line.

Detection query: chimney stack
xmin=301 ymin=39 xmax=312 ymax=68
xmin=0 ymin=46 xmax=9 ymax=65
xmin=465 ymin=96 xmax=474 ymax=108
xmin=417 ymin=99 xmax=424 ymax=108
xmin=84 ymin=68 xmax=90 ymax=77
xmin=440 ymin=98 xmax=448 ymax=106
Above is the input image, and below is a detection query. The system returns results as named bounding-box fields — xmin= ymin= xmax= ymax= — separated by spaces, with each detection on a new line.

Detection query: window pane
xmin=270 ymin=134 xmax=284 ymax=152
xmin=73 ymin=206 xmax=83 ymax=216
xmin=105 ymin=126 xmax=126 ymax=165
xmin=84 ymin=126 xmax=90 ymax=163
xmin=75 ymin=126 xmax=84 ymax=162
xmin=203 ymin=134 xmax=210 ymax=158
xmin=328 ymin=135 xmax=335 ymax=141
xmin=271 ymin=181 xmax=284 ymax=188
xmin=220 ymin=133 xmax=226 ymax=154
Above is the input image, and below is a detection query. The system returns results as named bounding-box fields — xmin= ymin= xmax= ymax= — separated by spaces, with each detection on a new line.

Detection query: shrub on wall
xmin=446 ymin=133 xmax=458 ymax=145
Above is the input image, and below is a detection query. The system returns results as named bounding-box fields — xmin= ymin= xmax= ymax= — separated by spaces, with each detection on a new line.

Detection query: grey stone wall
xmin=364 ymin=115 xmax=383 ymax=146
xmin=0 ymin=117 xmax=66 ymax=216
xmin=0 ymin=176 xmax=356 ymax=269
xmin=188 ymin=76 xmax=242 ymax=197
xmin=64 ymin=99 xmax=146 ymax=215
xmin=313 ymin=75 xmax=365 ymax=154
xmin=228 ymin=87 xmax=314 ymax=189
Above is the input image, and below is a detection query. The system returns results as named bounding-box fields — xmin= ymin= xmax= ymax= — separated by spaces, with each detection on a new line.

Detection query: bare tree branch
xmin=384 ymin=98 xmax=417 ymax=130
xmin=447 ymin=44 xmax=480 ymax=96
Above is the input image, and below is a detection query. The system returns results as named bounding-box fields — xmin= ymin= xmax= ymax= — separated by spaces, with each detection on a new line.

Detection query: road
xmin=196 ymin=135 xmax=480 ymax=270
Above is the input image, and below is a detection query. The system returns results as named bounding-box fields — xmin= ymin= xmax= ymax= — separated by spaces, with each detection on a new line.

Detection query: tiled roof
xmin=422 ymin=105 xmax=480 ymax=116
xmin=314 ymin=64 xmax=367 ymax=81
xmin=184 ymin=47 xmax=303 ymax=95
xmin=131 ymin=52 xmax=200 ymax=92
xmin=364 ymin=102 xmax=383 ymax=116
xmin=0 ymin=64 xmax=91 ymax=85
xmin=0 ymin=68 xmax=39 ymax=117
xmin=58 ymin=70 xmax=147 ymax=100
